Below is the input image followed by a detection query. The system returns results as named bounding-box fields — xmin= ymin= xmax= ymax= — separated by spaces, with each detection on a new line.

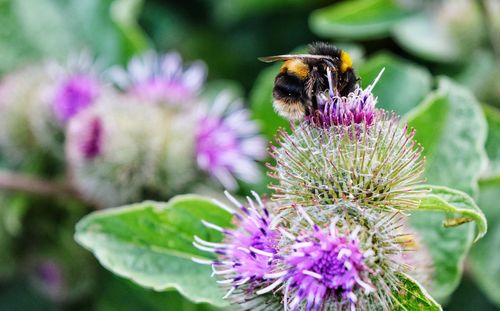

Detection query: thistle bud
xmin=66 ymin=93 xmax=195 ymax=206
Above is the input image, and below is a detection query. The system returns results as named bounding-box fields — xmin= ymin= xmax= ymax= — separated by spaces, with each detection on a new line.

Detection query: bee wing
xmin=258 ymin=54 xmax=335 ymax=63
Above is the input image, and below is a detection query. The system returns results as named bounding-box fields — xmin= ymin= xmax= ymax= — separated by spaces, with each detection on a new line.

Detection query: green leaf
xmin=482 ymin=105 xmax=500 ymax=179
xmin=75 ymin=195 xmax=232 ymax=307
xmin=409 ymin=185 xmax=487 ymax=301
xmin=406 ymin=77 xmax=488 ymax=196
xmin=110 ymin=0 xmax=149 ymax=59
xmin=392 ymin=0 xmax=483 ymax=64
xmin=249 ymin=64 xmax=290 ymax=139
xmin=392 ymin=14 xmax=461 ymax=63
xmin=469 ymin=177 xmax=500 ymax=308
xmin=449 ymin=50 xmax=497 ymax=101
xmin=12 ymin=0 xmax=78 ymax=59
xmin=392 ymin=273 xmax=442 ymax=310
xmin=416 ymin=185 xmax=487 ymax=242
xmin=96 ymin=272 xmax=220 ymax=311
xmin=0 ymin=0 xmax=149 ymax=73
xmin=357 ymin=52 xmax=432 ymax=115
xmin=309 ymin=0 xmax=412 ymax=40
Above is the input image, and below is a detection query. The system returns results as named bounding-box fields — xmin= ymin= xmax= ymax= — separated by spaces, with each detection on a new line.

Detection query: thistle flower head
xmin=283 ymin=222 xmax=370 ymax=310
xmin=307 ymin=72 xmax=379 ymax=128
xmin=270 ymin=71 xmax=425 ymax=211
xmin=195 ymin=92 xmax=266 ymax=190
xmin=66 ymin=95 xmax=182 ymax=206
xmin=46 ymin=52 xmax=102 ymax=123
xmin=195 ymin=193 xmax=421 ymax=311
xmin=193 ymin=191 xmax=280 ymax=302
xmin=110 ymin=51 xmax=207 ymax=104
xmin=53 ymin=73 xmax=100 ymax=123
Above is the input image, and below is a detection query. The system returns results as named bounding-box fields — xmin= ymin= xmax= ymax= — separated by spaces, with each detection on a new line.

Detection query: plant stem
xmin=0 ymin=170 xmax=73 ymax=198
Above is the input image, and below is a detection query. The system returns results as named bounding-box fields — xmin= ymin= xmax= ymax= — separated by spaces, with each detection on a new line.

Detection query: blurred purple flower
xmin=36 ymin=261 xmax=62 ymax=287
xmin=195 ymin=93 xmax=266 ymax=190
xmin=80 ymin=116 xmax=103 ymax=160
xmin=110 ymin=51 xmax=207 ymax=104
xmin=67 ymin=111 xmax=104 ymax=161
xmin=35 ymin=260 xmax=64 ymax=301
xmin=53 ymin=73 xmax=100 ymax=122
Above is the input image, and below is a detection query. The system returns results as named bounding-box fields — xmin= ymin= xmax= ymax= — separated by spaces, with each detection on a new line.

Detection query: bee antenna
xmin=367 ymin=67 xmax=385 ymax=92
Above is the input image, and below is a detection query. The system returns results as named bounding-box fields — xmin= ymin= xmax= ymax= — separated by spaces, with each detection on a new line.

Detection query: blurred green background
xmin=0 ymin=0 xmax=499 ymax=310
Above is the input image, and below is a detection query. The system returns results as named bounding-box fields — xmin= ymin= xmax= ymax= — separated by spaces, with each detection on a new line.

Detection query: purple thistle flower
xmin=110 ymin=51 xmax=207 ymax=104
xmin=53 ymin=73 xmax=100 ymax=122
xmin=194 ymin=194 xmax=415 ymax=310
xmin=195 ymin=92 xmax=266 ymax=190
xmin=193 ymin=191 xmax=280 ymax=300
xmin=280 ymin=209 xmax=373 ymax=311
xmin=307 ymin=69 xmax=383 ymax=128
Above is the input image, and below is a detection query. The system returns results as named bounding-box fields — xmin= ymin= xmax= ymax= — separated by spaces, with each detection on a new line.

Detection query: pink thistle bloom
xmin=281 ymin=211 xmax=372 ymax=311
xmin=193 ymin=191 xmax=280 ymax=299
xmin=53 ymin=73 xmax=100 ymax=123
xmin=110 ymin=51 xmax=206 ymax=104
xmin=195 ymin=92 xmax=266 ymax=190
xmin=307 ymin=69 xmax=384 ymax=128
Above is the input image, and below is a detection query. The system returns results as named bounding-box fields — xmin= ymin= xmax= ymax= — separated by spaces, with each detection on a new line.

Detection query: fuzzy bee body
xmin=260 ymin=42 xmax=358 ymax=120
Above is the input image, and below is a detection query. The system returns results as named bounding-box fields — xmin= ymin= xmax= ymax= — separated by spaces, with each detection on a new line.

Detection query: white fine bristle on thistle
xmin=246 ymin=196 xmax=256 ymax=210
xmin=235 ymin=277 xmax=251 ymax=286
xmin=192 ymin=242 xmax=217 ymax=253
xmin=201 ymin=220 xmax=226 ymax=232
xmin=337 ymin=248 xmax=353 ymax=260
xmin=350 ymin=225 xmax=361 ymax=239
xmin=297 ymin=206 xmax=316 ymax=228
xmin=212 ymin=198 xmax=237 ymax=215
xmin=264 ymin=271 xmax=288 ymax=279
xmin=355 ymin=275 xmax=375 ymax=293
xmin=224 ymin=190 xmax=243 ymax=208
xmin=223 ymin=287 xmax=236 ymax=299
xmin=212 ymin=266 xmax=236 ymax=275
xmin=329 ymin=222 xmax=338 ymax=238
xmin=293 ymin=241 xmax=314 ymax=249
xmin=217 ymin=278 xmax=236 ymax=285
xmin=194 ymin=236 xmax=229 ymax=248
xmin=256 ymin=278 xmax=284 ymax=295
xmin=302 ymin=270 xmax=323 ymax=280
xmin=366 ymin=67 xmax=385 ymax=93
xmin=249 ymin=247 xmax=275 ymax=257
xmin=236 ymin=247 xmax=251 ymax=254
xmin=191 ymin=257 xmax=214 ymax=265
xmin=251 ymin=190 xmax=264 ymax=208
xmin=280 ymin=228 xmax=297 ymax=241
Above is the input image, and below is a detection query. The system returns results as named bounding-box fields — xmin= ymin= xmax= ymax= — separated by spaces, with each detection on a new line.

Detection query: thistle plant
xmin=73 ymin=56 xmax=487 ymax=311
xmin=269 ymin=73 xmax=426 ymax=211
xmin=63 ymin=51 xmax=265 ymax=205
xmin=192 ymin=71 xmax=438 ymax=310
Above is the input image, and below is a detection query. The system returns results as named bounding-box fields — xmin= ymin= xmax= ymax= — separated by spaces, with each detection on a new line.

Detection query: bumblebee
xmin=259 ymin=42 xmax=358 ymax=120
